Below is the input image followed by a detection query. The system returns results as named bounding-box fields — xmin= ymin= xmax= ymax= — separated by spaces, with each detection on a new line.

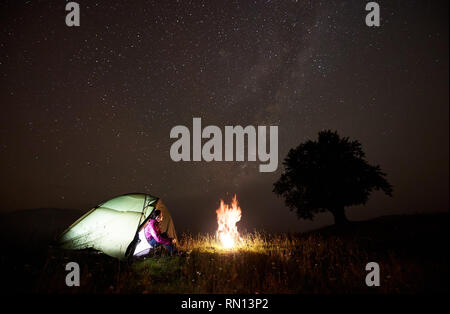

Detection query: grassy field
xmin=1 ymin=213 xmax=448 ymax=294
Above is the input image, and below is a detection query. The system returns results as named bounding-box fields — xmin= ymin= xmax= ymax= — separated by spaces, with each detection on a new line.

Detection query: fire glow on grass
xmin=216 ymin=194 xmax=242 ymax=249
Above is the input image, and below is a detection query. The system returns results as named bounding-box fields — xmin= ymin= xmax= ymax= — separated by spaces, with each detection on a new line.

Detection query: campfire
xmin=216 ymin=194 xmax=242 ymax=249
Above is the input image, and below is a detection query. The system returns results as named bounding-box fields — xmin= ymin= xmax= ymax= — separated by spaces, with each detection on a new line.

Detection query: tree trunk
xmin=331 ymin=207 xmax=349 ymax=225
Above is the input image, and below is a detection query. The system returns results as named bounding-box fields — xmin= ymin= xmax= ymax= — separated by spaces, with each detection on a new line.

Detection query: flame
xmin=216 ymin=194 xmax=242 ymax=249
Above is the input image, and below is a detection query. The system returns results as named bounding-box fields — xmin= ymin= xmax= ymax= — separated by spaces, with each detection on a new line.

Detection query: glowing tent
xmin=58 ymin=193 xmax=177 ymax=259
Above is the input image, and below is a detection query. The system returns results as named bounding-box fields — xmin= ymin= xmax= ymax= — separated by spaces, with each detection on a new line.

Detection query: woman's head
xmin=150 ymin=209 xmax=163 ymax=221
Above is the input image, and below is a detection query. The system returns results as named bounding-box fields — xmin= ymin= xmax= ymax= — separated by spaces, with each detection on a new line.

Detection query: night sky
xmin=1 ymin=0 xmax=448 ymax=233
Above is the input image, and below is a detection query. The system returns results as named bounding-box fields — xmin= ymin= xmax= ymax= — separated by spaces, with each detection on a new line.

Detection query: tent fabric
xmin=153 ymin=199 xmax=177 ymax=241
xmin=133 ymin=229 xmax=153 ymax=257
xmin=58 ymin=193 xmax=177 ymax=259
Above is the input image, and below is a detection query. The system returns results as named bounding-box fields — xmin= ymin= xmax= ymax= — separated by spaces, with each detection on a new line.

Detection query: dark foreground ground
xmin=0 ymin=211 xmax=448 ymax=294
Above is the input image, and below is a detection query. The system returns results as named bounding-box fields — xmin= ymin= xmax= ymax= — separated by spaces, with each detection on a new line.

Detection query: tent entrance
xmin=132 ymin=229 xmax=153 ymax=257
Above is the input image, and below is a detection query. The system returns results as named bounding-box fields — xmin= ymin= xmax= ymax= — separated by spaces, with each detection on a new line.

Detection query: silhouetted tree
xmin=273 ymin=130 xmax=393 ymax=225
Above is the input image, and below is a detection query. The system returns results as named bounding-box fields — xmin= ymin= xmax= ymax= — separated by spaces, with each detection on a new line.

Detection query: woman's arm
xmin=149 ymin=220 xmax=172 ymax=245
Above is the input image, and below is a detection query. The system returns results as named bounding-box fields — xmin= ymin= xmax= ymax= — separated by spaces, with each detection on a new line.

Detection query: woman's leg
xmin=163 ymin=243 xmax=175 ymax=254
xmin=149 ymin=237 xmax=175 ymax=254
xmin=148 ymin=238 xmax=159 ymax=248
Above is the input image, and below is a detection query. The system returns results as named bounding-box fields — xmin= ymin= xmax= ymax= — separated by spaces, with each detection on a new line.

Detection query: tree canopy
xmin=273 ymin=130 xmax=393 ymax=225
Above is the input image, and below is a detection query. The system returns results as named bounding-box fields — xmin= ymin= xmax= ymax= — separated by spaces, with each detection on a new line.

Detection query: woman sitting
xmin=144 ymin=209 xmax=176 ymax=255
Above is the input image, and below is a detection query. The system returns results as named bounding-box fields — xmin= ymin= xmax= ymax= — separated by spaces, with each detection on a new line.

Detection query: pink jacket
xmin=144 ymin=219 xmax=172 ymax=245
